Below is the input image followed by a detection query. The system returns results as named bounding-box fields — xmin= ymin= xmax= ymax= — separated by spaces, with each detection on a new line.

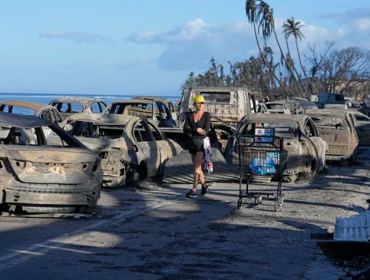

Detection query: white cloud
xmin=125 ymin=16 xmax=370 ymax=71
xmin=319 ymin=7 xmax=370 ymax=39
xmin=39 ymin=30 xmax=113 ymax=43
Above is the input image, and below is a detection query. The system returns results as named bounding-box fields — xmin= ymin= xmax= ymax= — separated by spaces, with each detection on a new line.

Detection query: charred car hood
xmin=76 ymin=137 xmax=137 ymax=165
xmin=0 ymin=146 xmax=98 ymax=184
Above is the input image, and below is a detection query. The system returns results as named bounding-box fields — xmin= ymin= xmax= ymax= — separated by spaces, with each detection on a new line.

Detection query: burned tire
xmin=349 ymin=154 xmax=357 ymax=164
xmin=133 ymin=162 xmax=147 ymax=182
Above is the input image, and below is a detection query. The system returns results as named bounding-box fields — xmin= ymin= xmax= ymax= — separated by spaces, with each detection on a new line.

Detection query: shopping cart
xmin=236 ymin=134 xmax=288 ymax=211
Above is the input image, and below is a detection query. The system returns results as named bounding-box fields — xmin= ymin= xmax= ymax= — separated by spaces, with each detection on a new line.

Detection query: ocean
xmin=0 ymin=93 xmax=181 ymax=106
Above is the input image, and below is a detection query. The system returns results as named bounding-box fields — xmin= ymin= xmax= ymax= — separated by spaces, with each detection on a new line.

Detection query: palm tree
xmin=283 ymin=38 xmax=309 ymax=98
xmin=256 ymin=1 xmax=300 ymax=97
xmin=283 ymin=17 xmax=317 ymax=96
xmin=210 ymin=57 xmax=219 ymax=86
xmin=245 ymin=0 xmax=289 ymax=97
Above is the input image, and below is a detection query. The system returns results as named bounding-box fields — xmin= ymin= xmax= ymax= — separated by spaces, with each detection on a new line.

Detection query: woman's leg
xmin=192 ymin=151 xmax=205 ymax=191
xmin=191 ymin=154 xmax=198 ymax=191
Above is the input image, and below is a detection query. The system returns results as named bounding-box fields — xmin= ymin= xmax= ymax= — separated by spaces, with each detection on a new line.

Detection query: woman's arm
xmin=204 ymin=112 xmax=211 ymax=134
xmin=183 ymin=113 xmax=195 ymax=134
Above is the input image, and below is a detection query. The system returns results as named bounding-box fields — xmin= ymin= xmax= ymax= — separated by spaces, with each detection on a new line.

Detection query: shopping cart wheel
xmin=256 ymin=196 xmax=263 ymax=204
xmin=279 ymin=197 xmax=284 ymax=206
xmin=274 ymin=197 xmax=284 ymax=212
xmin=237 ymin=199 xmax=242 ymax=210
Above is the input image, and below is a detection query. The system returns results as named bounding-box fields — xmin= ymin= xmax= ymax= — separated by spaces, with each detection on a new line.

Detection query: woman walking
xmin=183 ymin=95 xmax=211 ymax=198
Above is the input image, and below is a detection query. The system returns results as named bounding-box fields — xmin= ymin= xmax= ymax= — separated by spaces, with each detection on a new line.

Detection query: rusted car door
xmin=305 ymin=119 xmax=326 ymax=172
xmin=346 ymin=115 xmax=359 ymax=155
xmin=352 ymin=113 xmax=370 ymax=145
xmin=298 ymin=123 xmax=313 ymax=172
xmin=132 ymin=120 xmax=161 ymax=177
xmin=147 ymin=122 xmax=171 ymax=174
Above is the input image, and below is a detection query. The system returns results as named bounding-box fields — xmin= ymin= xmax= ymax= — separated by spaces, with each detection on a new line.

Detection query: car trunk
xmin=0 ymin=146 xmax=97 ymax=184
xmin=318 ymin=129 xmax=349 ymax=155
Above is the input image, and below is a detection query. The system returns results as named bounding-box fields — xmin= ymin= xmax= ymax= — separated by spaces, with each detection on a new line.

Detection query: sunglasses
xmin=196 ymin=102 xmax=205 ymax=105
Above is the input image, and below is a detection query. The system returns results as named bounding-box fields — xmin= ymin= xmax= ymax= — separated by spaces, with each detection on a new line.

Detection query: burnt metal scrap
xmin=225 ymin=114 xmax=327 ymax=182
xmin=306 ymin=109 xmax=359 ymax=164
xmin=0 ymin=112 xmax=102 ymax=214
xmin=64 ymin=113 xmax=183 ymax=188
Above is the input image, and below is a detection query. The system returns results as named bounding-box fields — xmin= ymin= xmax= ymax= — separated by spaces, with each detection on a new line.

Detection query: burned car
xmin=0 ymin=112 xmax=102 ymax=214
xmin=278 ymin=100 xmax=304 ymax=114
xmin=132 ymin=96 xmax=177 ymax=120
xmin=263 ymin=102 xmax=291 ymax=114
xmin=49 ymin=97 xmax=107 ymax=120
xmin=323 ymin=103 xmax=348 ymax=110
xmin=305 ymin=109 xmax=358 ymax=164
xmin=64 ymin=114 xmax=182 ymax=187
xmin=105 ymin=99 xmax=177 ymax=128
xmin=346 ymin=111 xmax=370 ymax=145
xmin=225 ymin=114 xmax=327 ymax=181
xmin=0 ymin=100 xmax=63 ymax=125
xmin=298 ymin=101 xmax=318 ymax=110
xmin=346 ymin=101 xmax=370 ymax=116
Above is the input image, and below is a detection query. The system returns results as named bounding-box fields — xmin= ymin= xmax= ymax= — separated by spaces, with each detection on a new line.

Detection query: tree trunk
xmin=272 ymin=28 xmax=297 ymax=98
xmin=295 ymin=37 xmax=318 ymax=97
xmin=253 ymin=21 xmax=289 ymax=98
xmin=285 ymin=38 xmax=310 ymax=99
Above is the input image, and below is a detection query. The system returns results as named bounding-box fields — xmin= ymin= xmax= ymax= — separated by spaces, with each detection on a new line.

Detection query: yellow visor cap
xmin=193 ymin=95 xmax=205 ymax=104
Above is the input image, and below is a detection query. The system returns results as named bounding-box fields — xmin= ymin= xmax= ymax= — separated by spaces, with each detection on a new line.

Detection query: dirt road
xmin=0 ymin=148 xmax=369 ymax=280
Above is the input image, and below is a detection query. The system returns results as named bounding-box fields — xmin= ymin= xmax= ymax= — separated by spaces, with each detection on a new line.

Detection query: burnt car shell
xmin=49 ymin=97 xmax=107 ymax=120
xmin=225 ymin=114 xmax=327 ymax=179
xmin=305 ymin=109 xmax=358 ymax=163
xmin=65 ymin=114 xmax=182 ymax=187
xmin=347 ymin=111 xmax=370 ymax=145
xmin=104 ymin=100 xmax=177 ymax=128
xmin=0 ymin=100 xmax=63 ymax=125
xmin=264 ymin=102 xmax=291 ymax=114
xmin=0 ymin=112 xmax=102 ymax=214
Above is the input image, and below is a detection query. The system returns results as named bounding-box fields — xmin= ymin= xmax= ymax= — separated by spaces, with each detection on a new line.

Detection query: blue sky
xmin=0 ymin=0 xmax=369 ymax=95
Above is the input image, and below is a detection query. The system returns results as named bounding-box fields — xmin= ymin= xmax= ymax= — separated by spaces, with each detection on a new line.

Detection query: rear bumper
xmin=325 ymin=154 xmax=349 ymax=161
xmin=1 ymin=190 xmax=99 ymax=206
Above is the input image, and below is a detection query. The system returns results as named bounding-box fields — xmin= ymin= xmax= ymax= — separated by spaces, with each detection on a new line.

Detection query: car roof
xmin=49 ymin=97 xmax=104 ymax=105
xmin=266 ymin=102 xmax=285 ymax=105
xmin=132 ymin=96 xmax=171 ymax=102
xmin=246 ymin=113 xmax=307 ymax=123
xmin=70 ymin=114 xmax=141 ymax=126
xmin=109 ymin=100 xmax=154 ymax=105
xmin=0 ymin=111 xmax=52 ymax=128
xmin=0 ymin=100 xmax=51 ymax=111
xmin=305 ymin=109 xmax=347 ymax=117
xmin=188 ymin=87 xmax=247 ymax=91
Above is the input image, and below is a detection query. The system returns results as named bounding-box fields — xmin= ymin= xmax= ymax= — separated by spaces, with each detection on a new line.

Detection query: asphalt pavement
xmin=0 ymin=148 xmax=370 ymax=279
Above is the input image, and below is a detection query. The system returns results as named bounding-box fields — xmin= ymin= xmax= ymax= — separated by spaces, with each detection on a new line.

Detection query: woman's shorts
xmin=189 ymin=138 xmax=204 ymax=155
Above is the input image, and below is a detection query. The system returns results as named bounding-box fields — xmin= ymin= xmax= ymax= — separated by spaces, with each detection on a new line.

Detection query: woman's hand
xmin=196 ymin=128 xmax=206 ymax=135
